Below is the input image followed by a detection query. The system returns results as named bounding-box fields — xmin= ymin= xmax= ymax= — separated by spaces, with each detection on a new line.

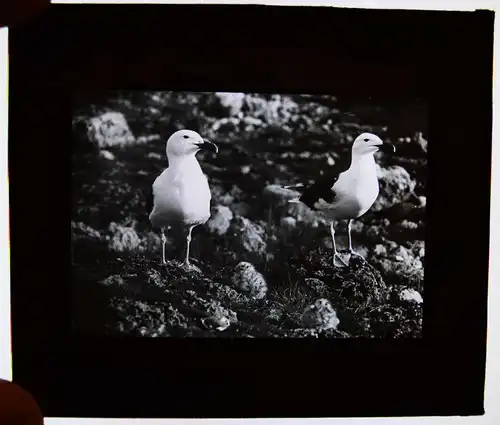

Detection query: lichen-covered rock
xmin=374 ymin=244 xmax=424 ymax=281
xmin=232 ymin=261 xmax=268 ymax=299
xmin=301 ymin=298 xmax=340 ymax=330
xmin=230 ymin=217 xmax=267 ymax=257
xmin=88 ymin=111 xmax=136 ymax=148
xmin=373 ymin=165 xmax=417 ymax=211
xmin=280 ymin=216 xmax=297 ymax=230
xmin=213 ymin=185 xmax=245 ymax=206
xmin=139 ymin=231 xmax=163 ymax=253
xmin=399 ymin=288 xmax=423 ymax=304
xmin=373 ymin=244 xmax=388 ymax=256
xmin=206 ymin=205 xmax=234 ymax=236
xmin=406 ymin=240 xmax=425 ymax=261
xmin=242 ymin=94 xmax=300 ymax=126
xmin=107 ymin=222 xmax=141 ymax=252
xmin=398 ymin=220 xmax=419 ymax=230
xmin=201 ymin=314 xmax=231 ymax=331
xmin=100 ymin=149 xmax=116 ymax=160
xmin=100 ymin=274 xmax=126 ymax=288
xmin=215 ymin=92 xmax=246 ymax=116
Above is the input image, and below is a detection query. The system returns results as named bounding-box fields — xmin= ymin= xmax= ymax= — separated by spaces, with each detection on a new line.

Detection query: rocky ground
xmin=71 ymin=91 xmax=426 ymax=338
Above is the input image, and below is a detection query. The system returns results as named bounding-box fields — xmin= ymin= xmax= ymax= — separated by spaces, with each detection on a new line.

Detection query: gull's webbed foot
xmin=179 ymin=261 xmax=202 ymax=274
xmin=349 ymin=250 xmax=366 ymax=262
xmin=333 ymin=252 xmax=349 ymax=267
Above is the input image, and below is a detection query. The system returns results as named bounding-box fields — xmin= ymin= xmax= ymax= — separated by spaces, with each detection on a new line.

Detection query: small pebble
xmin=373 ymin=244 xmax=387 ymax=256
xmin=399 ymin=288 xmax=423 ymax=304
xmin=100 ymin=150 xmax=116 ymax=160
xmin=241 ymin=165 xmax=251 ymax=174
xmin=201 ymin=315 xmax=231 ymax=331
xmin=280 ymin=216 xmax=297 ymax=229
xmin=147 ymin=152 xmax=163 ymax=160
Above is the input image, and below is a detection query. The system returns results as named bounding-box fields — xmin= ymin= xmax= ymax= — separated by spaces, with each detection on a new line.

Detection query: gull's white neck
xmin=350 ymin=152 xmax=376 ymax=170
xmin=167 ymin=154 xmax=201 ymax=171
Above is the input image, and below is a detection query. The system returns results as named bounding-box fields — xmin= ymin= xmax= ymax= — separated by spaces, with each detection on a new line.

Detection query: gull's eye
xmin=363 ymin=138 xmax=370 ymax=142
xmin=183 ymin=135 xmax=189 ymax=139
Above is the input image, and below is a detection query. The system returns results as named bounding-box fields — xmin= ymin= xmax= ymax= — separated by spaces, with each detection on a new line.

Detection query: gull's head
xmin=166 ymin=129 xmax=218 ymax=158
xmin=351 ymin=132 xmax=396 ymax=156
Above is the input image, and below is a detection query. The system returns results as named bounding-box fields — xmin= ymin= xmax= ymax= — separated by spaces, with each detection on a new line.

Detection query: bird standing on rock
xmin=286 ymin=132 xmax=395 ymax=267
xmin=148 ymin=129 xmax=218 ymax=271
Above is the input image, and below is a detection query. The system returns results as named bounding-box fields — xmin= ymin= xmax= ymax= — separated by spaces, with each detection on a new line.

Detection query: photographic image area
xmin=71 ymin=90 xmax=427 ymax=338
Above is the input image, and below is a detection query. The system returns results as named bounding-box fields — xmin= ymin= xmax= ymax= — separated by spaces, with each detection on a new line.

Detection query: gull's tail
xmin=281 ymin=183 xmax=305 ymax=204
xmin=283 ymin=183 xmax=305 ymax=190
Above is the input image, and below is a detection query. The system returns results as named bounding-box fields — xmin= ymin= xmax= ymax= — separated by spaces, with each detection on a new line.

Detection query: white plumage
xmin=311 ymin=153 xmax=380 ymax=220
xmin=149 ymin=129 xmax=218 ymax=269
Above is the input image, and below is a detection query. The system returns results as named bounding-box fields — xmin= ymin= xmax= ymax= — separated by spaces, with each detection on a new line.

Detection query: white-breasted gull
xmin=147 ymin=129 xmax=218 ymax=270
xmin=285 ymin=132 xmax=395 ymax=267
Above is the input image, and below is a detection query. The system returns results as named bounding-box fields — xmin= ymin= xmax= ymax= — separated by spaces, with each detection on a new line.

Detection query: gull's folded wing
xmin=298 ymin=150 xmax=351 ymax=211
xmin=146 ymin=183 xmax=154 ymax=217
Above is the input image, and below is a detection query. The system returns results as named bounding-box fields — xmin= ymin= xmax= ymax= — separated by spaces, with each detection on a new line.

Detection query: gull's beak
xmin=378 ymin=142 xmax=396 ymax=154
xmin=196 ymin=139 xmax=218 ymax=154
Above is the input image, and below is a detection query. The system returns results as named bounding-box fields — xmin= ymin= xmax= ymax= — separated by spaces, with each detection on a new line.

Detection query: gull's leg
xmin=184 ymin=225 xmax=194 ymax=266
xmin=347 ymin=219 xmax=365 ymax=261
xmin=181 ymin=225 xmax=201 ymax=273
xmin=160 ymin=227 xmax=167 ymax=265
xmin=330 ymin=221 xmax=349 ymax=267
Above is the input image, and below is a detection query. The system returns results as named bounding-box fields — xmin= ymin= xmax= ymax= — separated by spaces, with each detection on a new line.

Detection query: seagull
xmin=285 ymin=132 xmax=395 ymax=267
xmin=147 ymin=129 xmax=218 ymax=270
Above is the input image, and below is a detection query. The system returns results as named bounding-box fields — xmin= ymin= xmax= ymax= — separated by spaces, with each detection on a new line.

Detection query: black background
xmin=8 ymin=4 xmax=492 ymax=419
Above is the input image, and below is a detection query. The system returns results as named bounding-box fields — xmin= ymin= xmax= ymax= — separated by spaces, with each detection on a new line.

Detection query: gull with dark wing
xmin=286 ymin=132 xmax=395 ymax=266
